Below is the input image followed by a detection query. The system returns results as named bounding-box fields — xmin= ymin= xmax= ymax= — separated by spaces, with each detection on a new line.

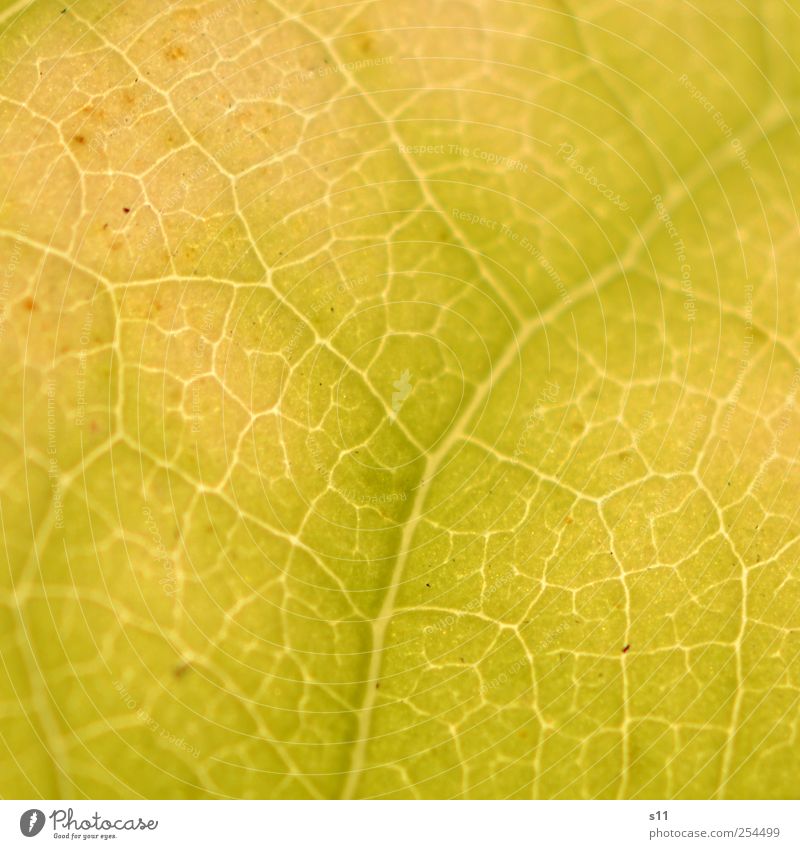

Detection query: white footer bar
xmin=2 ymin=800 xmax=797 ymax=848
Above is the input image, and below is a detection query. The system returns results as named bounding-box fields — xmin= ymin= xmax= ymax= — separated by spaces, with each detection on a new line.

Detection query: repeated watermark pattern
xmin=3 ymin=0 xmax=798 ymax=810
xmin=73 ymin=311 xmax=94 ymax=429
xmin=556 ymin=144 xmax=630 ymax=211
xmin=720 ymin=282 xmax=754 ymax=435
xmin=423 ymin=568 xmax=516 ymax=637
xmin=652 ymin=194 xmax=696 ymax=322
xmin=46 ymin=378 xmax=65 ymax=529
xmin=513 ymin=380 xmax=561 ymax=460
xmin=678 ymin=74 xmax=751 ymax=170
xmin=0 ymin=224 xmax=27 ymax=342
xmin=114 ymin=679 xmax=200 ymax=758
xmin=480 ymin=620 xmax=572 ymax=695
xmin=141 ymin=504 xmax=177 ymax=597
xmin=398 ymin=143 xmax=529 ymax=173
xmin=451 ymin=208 xmax=570 ymax=305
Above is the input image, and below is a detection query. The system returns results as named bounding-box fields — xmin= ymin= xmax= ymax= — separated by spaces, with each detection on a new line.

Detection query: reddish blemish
xmin=122 ymin=207 xmax=131 ymax=213
xmin=22 ymin=296 xmax=36 ymax=312
xmin=622 ymin=644 xmax=631 ymax=654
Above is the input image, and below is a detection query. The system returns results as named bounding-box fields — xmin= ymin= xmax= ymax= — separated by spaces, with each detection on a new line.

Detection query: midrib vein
xmin=339 ymin=259 xmax=614 ymax=798
xmin=337 ymin=104 xmax=784 ymax=797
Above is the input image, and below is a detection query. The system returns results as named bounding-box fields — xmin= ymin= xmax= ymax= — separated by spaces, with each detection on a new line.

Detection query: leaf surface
xmin=1 ymin=0 xmax=799 ymax=799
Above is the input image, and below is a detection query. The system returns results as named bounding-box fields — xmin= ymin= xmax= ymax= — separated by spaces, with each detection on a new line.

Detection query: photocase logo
xmin=19 ymin=809 xmax=45 ymax=837
xmin=390 ymin=370 xmax=412 ymax=423
xmin=17 ymin=808 xmax=160 ymax=836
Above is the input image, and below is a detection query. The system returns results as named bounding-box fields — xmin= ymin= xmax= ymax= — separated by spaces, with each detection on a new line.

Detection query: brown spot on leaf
xmin=22 ymin=296 xmax=36 ymax=312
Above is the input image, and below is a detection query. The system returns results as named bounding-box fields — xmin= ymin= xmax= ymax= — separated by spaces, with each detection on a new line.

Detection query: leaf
xmin=1 ymin=0 xmax=799 ymax=800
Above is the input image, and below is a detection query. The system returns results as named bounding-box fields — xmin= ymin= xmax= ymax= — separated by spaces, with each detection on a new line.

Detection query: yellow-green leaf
xmin=1 ymin=0 xmax=799 ymax=799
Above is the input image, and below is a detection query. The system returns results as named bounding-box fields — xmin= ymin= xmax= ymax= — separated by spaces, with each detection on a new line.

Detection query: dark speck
xmin=622 ymin=644 xmax=631 ymax=654
xmin=173 ymin=662 xmax=191 ymax=678
xmin=123 ymin=207 xmax=131 ymax=213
